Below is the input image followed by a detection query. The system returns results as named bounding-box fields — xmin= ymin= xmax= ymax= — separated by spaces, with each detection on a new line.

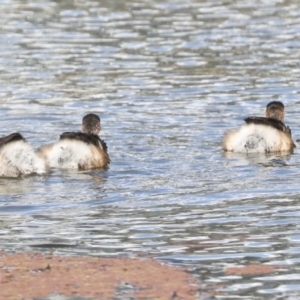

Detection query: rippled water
xmin=1 ymin=0 xmax=300 ymax=298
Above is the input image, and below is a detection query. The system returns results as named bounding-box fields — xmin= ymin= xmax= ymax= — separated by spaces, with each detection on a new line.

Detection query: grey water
xmin=1 ymin=0 xmax=300 ymax=299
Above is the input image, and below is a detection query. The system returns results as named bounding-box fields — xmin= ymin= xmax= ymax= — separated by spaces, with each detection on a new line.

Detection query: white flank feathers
xmin=0 ymin=140 xmax=47 ymax=177
xmin=44 ymin=139 xmax=94 ymax=169
xmin=223 ymin=124 xmax=293 ymax=153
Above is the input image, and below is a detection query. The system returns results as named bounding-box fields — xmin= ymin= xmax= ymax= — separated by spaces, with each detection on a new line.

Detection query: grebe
xmin=223 ymin=101 xmax=295 ymax=153
xmin=38 ymin=114 xmax=110 ymax=170
xmin=0 ymin=133 xmax=47 ymax=177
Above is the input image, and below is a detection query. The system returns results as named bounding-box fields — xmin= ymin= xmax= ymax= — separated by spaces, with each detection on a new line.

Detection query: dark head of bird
xmin=265 ymin=101 xmax=285 ymax=121
xmin=82 ymin=114 xmax=101 ymax=135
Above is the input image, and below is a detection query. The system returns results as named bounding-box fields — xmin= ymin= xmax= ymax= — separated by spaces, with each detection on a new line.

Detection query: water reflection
xmin=223 ymin=151 xmax=293 ymax=167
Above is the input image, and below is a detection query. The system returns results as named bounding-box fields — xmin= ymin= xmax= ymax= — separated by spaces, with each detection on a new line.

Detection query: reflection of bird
xmin=0 ymin=133 xmax=47 ymax=177
xmin=223 ymin=101 xmax=295 ymax=153
xmin=38 ymin=114 xmax=110 ymax=170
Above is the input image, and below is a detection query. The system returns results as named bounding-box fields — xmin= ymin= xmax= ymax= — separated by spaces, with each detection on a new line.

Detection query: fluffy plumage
xmin=223 ymin=101 xmax=295 ymax=153
xmin=224 ymin=123 xmax=295 ymax=153
xmin=0 ymin=133 xmax=47 ymax=177
xmin=38 ymin=114 xmax=110 ymax=170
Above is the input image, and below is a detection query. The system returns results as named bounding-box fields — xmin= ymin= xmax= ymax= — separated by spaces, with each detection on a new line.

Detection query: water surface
xmin=1 ymin=0 xmax=300 ymax=299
